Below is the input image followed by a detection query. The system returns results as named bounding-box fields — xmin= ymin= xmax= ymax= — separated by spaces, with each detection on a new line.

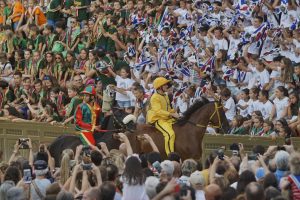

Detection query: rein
xmin=187 ymin=102 xmax=224 ymax=131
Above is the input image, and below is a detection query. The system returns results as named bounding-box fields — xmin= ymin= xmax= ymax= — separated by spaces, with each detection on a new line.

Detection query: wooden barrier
xmin=0 ymin=121 xmax=298 ymax=163
xmin=0 ymin=120 xmax=74 ymax=161
xmin=202 ymin=134 xmax=286 ymax=164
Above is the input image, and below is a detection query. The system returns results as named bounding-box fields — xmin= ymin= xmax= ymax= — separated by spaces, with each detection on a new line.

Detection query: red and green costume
xmin=74 ymin=85 xmax=101 ymax=145
xmin=74 ymin=102 xmax=101 ymax=145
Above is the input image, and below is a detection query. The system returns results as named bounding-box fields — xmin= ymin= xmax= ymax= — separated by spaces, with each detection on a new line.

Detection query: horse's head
xmin=111 ymin=107 xmax=136 ymax=132
xmin=209 ymin=100 xmax=230 ymax=134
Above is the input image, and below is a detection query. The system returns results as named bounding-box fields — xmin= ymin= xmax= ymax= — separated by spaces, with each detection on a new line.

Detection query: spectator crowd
xmin=0 ymin=0 xmax=300 ymax=199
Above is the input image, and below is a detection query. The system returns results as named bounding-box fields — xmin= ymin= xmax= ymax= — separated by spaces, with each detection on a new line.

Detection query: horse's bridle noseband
xmin=188 ymin=102 xmax=227 ymax=134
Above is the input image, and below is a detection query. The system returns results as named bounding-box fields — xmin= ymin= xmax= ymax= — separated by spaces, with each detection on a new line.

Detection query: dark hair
xmin=255 ymin=16 xmax=264 ymax=23
xmin=220 ymin=88 xmax=231 ymax=97
xmin=91 ymin=150 xmax=102 ymax=166
xmin=234 ymin=115 xmax=244 ymax=127
xmin=252 ymin=145 xmax=265 ymax=155
xmin=0 ymin=80 xmax=9 ymax=89
xmin=167 ymin=152 xmax=181 ymax=163
xmin=236 ymin=170 xmax=256 ymax=195
xmin=250 ymin=87 xmax=260 ymax=98
xmin=13 ymin=71 xmax=22 ymax=78
xmin=221 ymin=187 xmax=237 ymax=200
xmin=106 ymin=164 xmax=119 ymax=181
xmin=241 ymin=88 xmax=249 ymax=96
xmin=100 ymin=182 xmax=116 ymax=200
xmin=4 ymin=166 xmax=21 ymax=185
xmin=264 ymin=186 xmax=281 ymax=200
xmin=122 ymin=156 xmax=145 ymax=185
xmin=147 ymin=152 xmax=162 ymax=165
xmin=34 ymin=79 xmax=42 ymax=85
xmin=55 ymin=21 xmax=66 ymax=29
xmin=276 ymin=86 xmax=288 ymax=97
xmin=263 ymin=173 xmax=278 ymax=189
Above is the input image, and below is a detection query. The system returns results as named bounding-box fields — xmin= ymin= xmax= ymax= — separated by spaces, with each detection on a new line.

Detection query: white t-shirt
xmin=248 ymin=69 xmax=270 ymax=89
xmin=174 ymin=8 xmax=189 ymax=25
xmin=237 ymin=99 xmax=249 ymax=117
xmin=115 ymin=75 xmax=134 ymax=101
xmin=258 ymin=100 xmax=273 ymax=120
xmin=227 ymin=36 xmax=240 ymax=59
xmin=30 ymin=178 xmax=51 ymax=200
xmin=224 ymin=97 xmax=236 ymax=120
xmin=212 ymin=36 xmax=228 ymax=56
xmin=122 ymin=182 xmax=149 ymax=200
xmin=244 ymin=26 xmax=260 ymax=55
xmin=273 ymin=97 xmax=289 ymax=120
xmin=248 ymin=99 xmax=260 ymax=115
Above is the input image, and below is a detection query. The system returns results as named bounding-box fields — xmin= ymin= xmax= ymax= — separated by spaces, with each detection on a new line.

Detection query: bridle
xmin=187 ymin=102 xmax=227 ymax=134
xmin=112 ymin=111 xmax=135 ymax=133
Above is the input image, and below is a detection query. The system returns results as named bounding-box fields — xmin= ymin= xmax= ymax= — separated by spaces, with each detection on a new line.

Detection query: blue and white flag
xmin=157 ymin=7 xmax=171 ymax=31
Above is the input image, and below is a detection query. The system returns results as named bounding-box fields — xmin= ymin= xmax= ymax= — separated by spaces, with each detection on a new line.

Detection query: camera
xmin=216 ymin=148 xmax=224 ymax=160
xmin=81 ymin=163 xmax=92 ymax=171
xmin=18 ymin=138 xmax=29 ymax=149
xmin=248 ymin=153 xmax=258 ymax=160
xmin=230 ymin=143 xmax=240 ymax=156
xmin=23 ymin=169 xmax=32 ymax=183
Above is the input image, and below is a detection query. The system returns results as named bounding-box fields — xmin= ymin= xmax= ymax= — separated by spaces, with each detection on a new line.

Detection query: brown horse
xmin=124 ymin=98 xmax=230 ymax=160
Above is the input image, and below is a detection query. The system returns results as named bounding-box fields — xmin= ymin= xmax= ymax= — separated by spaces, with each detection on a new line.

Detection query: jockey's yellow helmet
xmin=153 ymin=77 xmax=171 ymax=90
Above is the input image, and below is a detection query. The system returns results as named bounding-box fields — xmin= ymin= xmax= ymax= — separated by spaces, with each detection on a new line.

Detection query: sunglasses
xmin=56 ymin=57 xmax=62 ymax=60
xmin=70 ymin=21 xmax=76 ymax=24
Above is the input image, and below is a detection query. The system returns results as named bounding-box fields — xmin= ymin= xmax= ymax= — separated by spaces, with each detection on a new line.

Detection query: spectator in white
xmin=223 ymin=26 xmax=241 ymax=60
xmin=189 ymin=171 xmax=205 ymax=200
xmin=260 ymin=29 xmax=279 ymax=62
xmin=274 ymin=150 xmax=290 ymax=183
xmin=242 ymin=16 xmax=264 ymax=56
xmin=208 ymin=26 xmax=229 ymax=56
xmin=236 ymin=88 xmax=250 ymax=118
xmin=121 ymin=156 xmax=149 ymax=200
xmin=0 ymin=180 xmax=15 ymax=200
xmin=220 ymin=88 xmax=236 ymax=122
xmin=172 ymin=0 xmax=189 ymax=27
xmin=263 ymin=56 xmax=283 ymax=99
xmin=160 ymin=160 xmax=175 ymax=182
xmin=6 ymin=187 xmax=25 ymax=200
xmin=30 ymin=160 xmax=51 ymax=200
xmin=258 ymin=90 xmax=273 ymax=120
xmin=144 ymin=176 xmax=160 ymax=199
xmin=270 ymin=86 xmax=289 ymax=120
xmin=108 ymin=67 xmax=134 ymax=108
xmin=0 ymin=53 xmax=13 ymax=83
xmin=250 ymin=60 xmax=270 ymax=90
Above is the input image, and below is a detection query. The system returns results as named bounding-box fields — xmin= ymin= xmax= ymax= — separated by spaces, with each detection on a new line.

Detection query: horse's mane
xmin=176 ymin=97 xmax=210 ymax=126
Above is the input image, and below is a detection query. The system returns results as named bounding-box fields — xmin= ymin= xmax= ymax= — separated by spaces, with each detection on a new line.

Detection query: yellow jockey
xmin=147 ymin=77 xmax=180 ymax=155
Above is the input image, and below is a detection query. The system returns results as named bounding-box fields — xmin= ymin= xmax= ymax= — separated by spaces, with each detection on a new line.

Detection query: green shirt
xmin=46 ymin=0 xmax=62 ymax=21
xmin=4 ymin=7 xmax=12 ymax=17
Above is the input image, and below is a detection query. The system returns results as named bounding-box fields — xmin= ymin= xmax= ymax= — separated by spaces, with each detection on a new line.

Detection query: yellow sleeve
xmin=150 ymin=95 xmax=171 ymax=119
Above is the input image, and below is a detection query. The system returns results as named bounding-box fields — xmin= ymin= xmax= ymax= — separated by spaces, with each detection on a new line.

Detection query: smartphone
xmin=23 ymin=169 xmax=32 ymax=183
xmin=18 ymin=138 xmax=29 ymax=149
xmin=82 ymin=163 xmax=92 ymax=171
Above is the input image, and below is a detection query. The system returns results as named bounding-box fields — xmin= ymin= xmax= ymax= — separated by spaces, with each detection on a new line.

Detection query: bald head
xmin=245 ymin=182 xmax=265 ymax=200
xmin=204 ymin=184 xmax=222 ymax=200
